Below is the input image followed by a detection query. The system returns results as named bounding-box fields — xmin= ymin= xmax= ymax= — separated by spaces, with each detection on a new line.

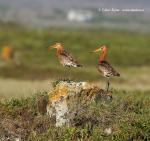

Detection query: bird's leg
xmin=63 ymin=67 xmax=71 ymax=81
xmin=68 ymin=67 xmax=72 ymax=80
xmin=64 ymin=67 xmax=67 ymax=79
xmin=106 ymin=78 xmax=110 ymax=92
xmin=62 ymin=67 xmax=68 ymax=81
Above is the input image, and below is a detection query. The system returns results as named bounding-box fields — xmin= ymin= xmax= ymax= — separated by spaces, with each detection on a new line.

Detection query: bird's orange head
xmin=93 ymin=45 xmax=107 ymax=53
xmin=49 ymin=43 xmax=64 ymax=51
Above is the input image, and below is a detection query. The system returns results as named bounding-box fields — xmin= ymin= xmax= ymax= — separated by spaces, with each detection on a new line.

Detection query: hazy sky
xmin=0 ymin=0 xmax=149 ymax=28
xmin=0 ymin=0 xmax=150 ymax=10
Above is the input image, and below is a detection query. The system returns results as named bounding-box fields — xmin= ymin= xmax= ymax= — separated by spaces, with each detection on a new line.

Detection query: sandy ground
xmin=0 ymin=73 xmax=150 ymax=99
xmin=0 ymin=79 xmax=51 ymax=99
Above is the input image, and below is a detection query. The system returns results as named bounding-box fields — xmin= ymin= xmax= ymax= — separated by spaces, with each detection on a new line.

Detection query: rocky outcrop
xmin=47 ymin=81 xmax=112 ymax=127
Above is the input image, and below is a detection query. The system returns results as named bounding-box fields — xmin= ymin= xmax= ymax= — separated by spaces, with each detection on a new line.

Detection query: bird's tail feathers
xmin=77 ymin=64 xmax=83 ymax=67
xmin=115 ymin=72 xmax=120 ymax=77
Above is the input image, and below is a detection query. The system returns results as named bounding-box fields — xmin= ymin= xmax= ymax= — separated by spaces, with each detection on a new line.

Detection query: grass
xmin=0 ymin=68 xmax=150 ymax=99
xmin=0 ymin=23 xmax=150 ymax=140
xmin=0 ymin=23 xmax=150 ymax=81
xmin=0 ymin=90 xmax=150 ymax=140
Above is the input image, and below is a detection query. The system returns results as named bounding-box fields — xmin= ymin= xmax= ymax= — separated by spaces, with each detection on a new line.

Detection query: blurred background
xmin=0 ymin=0 xmax=150 ymax=98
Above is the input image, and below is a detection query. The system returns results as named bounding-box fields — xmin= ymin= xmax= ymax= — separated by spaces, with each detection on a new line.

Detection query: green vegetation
xmin=0 ymin=24 xmax=150 ymax=80
xmin=0 ymin=23 xmax=150 ymax=140
xmin=0 ymin=91 xmax=150 ymax=140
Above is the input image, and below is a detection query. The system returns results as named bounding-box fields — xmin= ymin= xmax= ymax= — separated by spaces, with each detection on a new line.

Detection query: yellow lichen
xmin=48 ymin=81 xmax=104 ymax=104
xmin=49 ymin=85 xmax=68 ymax=102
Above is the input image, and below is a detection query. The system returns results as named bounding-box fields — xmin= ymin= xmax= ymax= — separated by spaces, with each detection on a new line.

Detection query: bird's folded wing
xmin=100 ymin=61 xmax=120 ymax=76
xmin=60 ymin=50 xmax=79 ymax=64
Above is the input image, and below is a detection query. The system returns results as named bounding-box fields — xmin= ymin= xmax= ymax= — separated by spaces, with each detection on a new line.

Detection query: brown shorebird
xmin=1 ymin=46 xmax=14 ymax=62
xmin=49 ymin=43 xmax=82 ymax=78
xmin=93 ymin=45 xmax=120 ymax=92
xmin=1 ymin=46 xmax=21 ymax=66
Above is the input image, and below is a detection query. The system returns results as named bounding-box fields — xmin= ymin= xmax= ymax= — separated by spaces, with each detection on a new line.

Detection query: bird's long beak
xmin=92 ymin=48 xmax=101 ymax=53
xmin=48 ymin=45 xmax=55 ymax=51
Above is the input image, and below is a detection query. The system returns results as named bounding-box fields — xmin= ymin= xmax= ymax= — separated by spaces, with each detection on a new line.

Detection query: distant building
xmin=67 ymin=10 xmax=93 ymax=22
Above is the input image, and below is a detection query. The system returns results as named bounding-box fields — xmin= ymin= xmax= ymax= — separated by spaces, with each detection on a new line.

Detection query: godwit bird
xmin=49 ymin=43 xmax=82 ymax=77
xmin=93 ymin=45 xmax=120 ymax=92
xmin=1 ymin=46 xmax=14 ymax=62
xmin=1 ymin=46 xmax=21 ymax=66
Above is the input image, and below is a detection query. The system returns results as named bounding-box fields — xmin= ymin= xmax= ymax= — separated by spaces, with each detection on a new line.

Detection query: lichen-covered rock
xmin=47 ymin=81 xmax=112 ymax=127
xmin=47 ymin=81 xmax=83 ymax=127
